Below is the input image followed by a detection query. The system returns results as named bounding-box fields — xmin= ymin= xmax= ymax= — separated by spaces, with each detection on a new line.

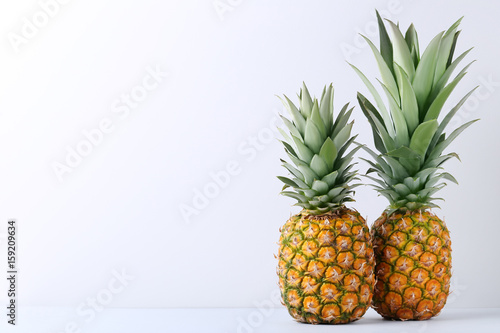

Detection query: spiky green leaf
xmin=412 ymin=32 xmax=444 ymax=113
xmin=410 ymin=120 xmax=438 ymax=158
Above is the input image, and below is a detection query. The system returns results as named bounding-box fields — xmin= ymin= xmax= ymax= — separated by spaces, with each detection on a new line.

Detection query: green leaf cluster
xmin=277 ymin=83 xmax=361 ymax=214
xmin=352 ymin=12 xmax=478 ymax=212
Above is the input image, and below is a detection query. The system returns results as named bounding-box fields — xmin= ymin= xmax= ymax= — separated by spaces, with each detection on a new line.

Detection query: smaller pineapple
xmin=276 ymin=83 xmax=375 ymax=324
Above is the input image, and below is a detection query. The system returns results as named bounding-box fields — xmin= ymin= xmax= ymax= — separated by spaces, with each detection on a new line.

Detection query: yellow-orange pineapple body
xmin=278 ymin=208 xmax=375 ymax=324
xmin=371 ymin=210 xmax=451 ymax=320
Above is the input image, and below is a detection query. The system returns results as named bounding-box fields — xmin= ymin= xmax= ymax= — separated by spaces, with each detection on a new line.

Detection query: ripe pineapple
xmin=351 ymin=12 xmax=477 ymax=320
xmin=276 ymin=83 xmax=375 ymax=324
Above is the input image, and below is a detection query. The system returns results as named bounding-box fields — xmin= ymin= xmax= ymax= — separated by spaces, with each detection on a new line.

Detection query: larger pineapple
xmin=351 ymin=13 xmax=477 ymax=320
xmin=276 ymin=83 xmax=375 ymax=324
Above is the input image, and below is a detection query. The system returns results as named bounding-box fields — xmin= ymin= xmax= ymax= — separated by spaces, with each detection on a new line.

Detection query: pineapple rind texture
xmin=371 ymin=210 xmax=451 ymax=320
xmin=278 ymin=208 xmax=375 ymax=324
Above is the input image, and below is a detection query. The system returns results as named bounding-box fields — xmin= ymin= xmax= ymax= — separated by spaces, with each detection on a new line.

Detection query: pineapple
xmin=276 ymin=83 xmax=375 ymax=324
xmin=351 ymin=12 xmax=477 ymax=320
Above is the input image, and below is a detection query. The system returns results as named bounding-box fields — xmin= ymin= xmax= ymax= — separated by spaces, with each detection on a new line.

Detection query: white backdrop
xmin=0 ymin=0 xmax=499 ymax=313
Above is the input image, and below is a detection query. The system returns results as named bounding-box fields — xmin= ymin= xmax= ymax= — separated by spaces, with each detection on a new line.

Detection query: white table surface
xmin=2 ymin=307 xmax=499 ymax=333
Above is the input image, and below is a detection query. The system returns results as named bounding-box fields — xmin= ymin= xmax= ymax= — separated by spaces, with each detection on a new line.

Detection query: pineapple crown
xmin=277 ymin=83 xmax=361 ymax=215
xmin=351 ymin=11 xmax=478 ymax=213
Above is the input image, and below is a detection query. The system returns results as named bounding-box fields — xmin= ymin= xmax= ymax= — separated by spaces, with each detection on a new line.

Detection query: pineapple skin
xmin=277 ymin=208 xmax=375 ymax=324
xmin=371 ymin=210 xmax=452 ymax=320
